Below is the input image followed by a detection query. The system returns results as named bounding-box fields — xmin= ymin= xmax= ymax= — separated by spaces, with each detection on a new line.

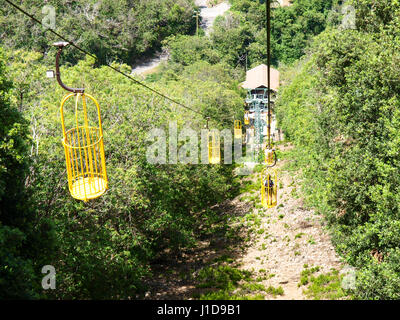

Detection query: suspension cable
xmin=4 ymin=0 xmax=215 ymax=120
xmin=266 ymin=0 xmax=272 ymax=149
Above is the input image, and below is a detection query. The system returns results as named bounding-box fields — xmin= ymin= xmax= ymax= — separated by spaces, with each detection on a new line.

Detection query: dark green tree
xmin=0 ymin=47 xmax=56 ymax=299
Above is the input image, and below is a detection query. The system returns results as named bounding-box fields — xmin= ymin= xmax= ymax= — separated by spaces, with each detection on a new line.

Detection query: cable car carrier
xmin=54 ymin=42 xmax=108 ymax=201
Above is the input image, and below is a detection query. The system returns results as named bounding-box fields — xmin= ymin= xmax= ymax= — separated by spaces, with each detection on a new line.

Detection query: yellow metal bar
xmin=264 ymin=148 xmax=275 ymax=166
xmin=74 ymin=94 xmax=88 ymax=201
xmin=234 ymin=120 xmax=242 ymax=139
xmin=86 ymin=93 xmax=108 ymax=190
xmin=208 ymin=130 xmax=220 ymax=164
xmin=91 ymin=127 xmax=99 ymax=180
xmin=82 ymin=94 xmax=95 ymax=194
xmin=261 ymin=168 xmax=277 ymax=208
xmin=234 ymin=120 xmax=242 ymax=129
xmin=244 ymin=111 xmax=250 ymax=125
xmin=71 ymin=128 xmax=80 ymax=196
xmin=60 ymin=91 xmax=108 ymax=201
xmin=60 ymin=93 xmax=76 ymax=193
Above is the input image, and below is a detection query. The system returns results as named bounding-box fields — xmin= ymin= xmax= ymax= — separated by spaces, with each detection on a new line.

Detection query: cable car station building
xmin=241 ymin=64 xmax=280 ymax=140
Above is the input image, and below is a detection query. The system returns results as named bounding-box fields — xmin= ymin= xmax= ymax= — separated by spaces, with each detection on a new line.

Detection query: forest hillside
xmin=1 ymin=0 xmax=399 ymax=300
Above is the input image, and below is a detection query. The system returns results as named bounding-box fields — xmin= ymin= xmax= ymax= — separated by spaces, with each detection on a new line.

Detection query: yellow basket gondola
xmin=261 ymin=167 xmax=277 ymax=208
xmin=208 ymin=130 xmax=221 ymax=164
xmin=264 ymin=148 xmax=275 ymax=166
xmin=234 ymin=120 xmax=242 ymax=140
xmin=60 ymin=93 xmax=108 ymax=202
xmin=244 ymin=111 xmax=250 ymax=125
xmin=250 ymin=125 xmax=255 ymax=137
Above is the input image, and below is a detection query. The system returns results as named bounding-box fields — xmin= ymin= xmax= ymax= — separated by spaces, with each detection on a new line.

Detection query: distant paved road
xmin=131 ymin=0 xmax=231 ymax=75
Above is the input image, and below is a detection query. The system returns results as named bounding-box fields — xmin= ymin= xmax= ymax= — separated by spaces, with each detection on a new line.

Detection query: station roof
xmin=241 ymin=64 xmax=280 ymax=91
xmin=279 ymin=0 xmax=292 ymax=7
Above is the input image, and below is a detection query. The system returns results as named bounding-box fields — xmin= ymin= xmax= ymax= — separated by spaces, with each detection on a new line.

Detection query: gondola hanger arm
xmin=53 ymin=42 xmax=85 ymax=94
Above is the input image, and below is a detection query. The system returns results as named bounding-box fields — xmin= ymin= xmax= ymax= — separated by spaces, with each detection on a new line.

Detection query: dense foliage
xmin=0 ymin=0 xmax=196 ymax=65
xmin=0 ymin=48 xmax=56 ymax=299
xmin=3 ymin=0 xmax=400 ymax=300
xmin=0 ymin=40 xmax=244 ymax=298
xmin=209 ymin=0 xmax=337 ymax=68
xmin=276 ymin=0 xmax=400 ymax=299
xmin=158 ymin=0 xmax=337 ymax=74
xmin=0 ymin=0 xmax=250 ymax=299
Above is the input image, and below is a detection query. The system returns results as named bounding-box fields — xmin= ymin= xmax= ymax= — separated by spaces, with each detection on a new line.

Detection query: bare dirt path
xmin=131 ymin=0 xmax=231 ymax=75
xmin=144 ymin=144 xmax=344 ymax=300
xmin=237 ymin=144 xmax=343 ymax=300
xmin=130 ymin=51 xmax=169 ymax=76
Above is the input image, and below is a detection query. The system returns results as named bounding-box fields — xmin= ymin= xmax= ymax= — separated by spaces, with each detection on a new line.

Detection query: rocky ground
xmin=144 ymin=143 xmax=345 ymax=300
xmin=236 ymin=145 xmax=342 ymax=299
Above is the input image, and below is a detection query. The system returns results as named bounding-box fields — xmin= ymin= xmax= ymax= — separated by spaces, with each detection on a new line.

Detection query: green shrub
xmin=276 ymin=0 xmax=400 ymax=299
xmin=0 ymin=48 xmax=55 ymax=299
xmin=196 ymin=266 xmax=252 ymax=289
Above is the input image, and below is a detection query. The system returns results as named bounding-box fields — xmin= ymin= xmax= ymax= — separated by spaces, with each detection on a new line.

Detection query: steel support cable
xmin=264 ymin=0 xmax=277 ymax=168
xmin=4 ymin=0 xmax=233 ymax=124
xmin=266 ymin=0 xmax=272 ymax=150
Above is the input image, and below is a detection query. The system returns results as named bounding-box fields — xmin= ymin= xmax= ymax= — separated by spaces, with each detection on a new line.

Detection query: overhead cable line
xmin=4 ymin=0 xmax=212 ymax=119
xmin=266 ymin=0 xmax=272 ymax=150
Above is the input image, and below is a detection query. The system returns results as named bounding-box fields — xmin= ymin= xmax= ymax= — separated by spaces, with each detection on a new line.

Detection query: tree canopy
xmin=276 ymin=0 xmax=400 ymax=299
xmin=0 ymin=0 xmax=197 ymax=65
